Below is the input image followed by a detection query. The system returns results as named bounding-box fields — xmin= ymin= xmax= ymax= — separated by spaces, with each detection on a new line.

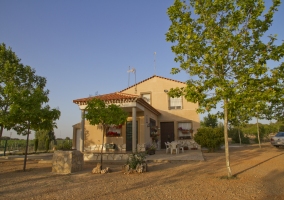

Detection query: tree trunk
xmin=256 ymin=116 xmax=261 ymax=148
xmin=100 ymin=126 xmax=106 ymax=170
xmin=224 ymin=99 xmax=232 ymax=178
xmin=238 ymin=126 xmax=242 ymax=146
xmin=23 ymin=125 xmax=30 ymax=171
xmin=0 ymin=125 xmax=3 ymax=143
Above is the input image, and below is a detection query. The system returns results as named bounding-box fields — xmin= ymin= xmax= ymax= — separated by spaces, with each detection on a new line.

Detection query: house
xmin=72 ymin=75 xmax=200 ymax=152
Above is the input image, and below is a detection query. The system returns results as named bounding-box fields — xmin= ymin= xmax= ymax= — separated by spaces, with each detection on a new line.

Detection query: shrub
xmin=194 ymin=127 xmax=224 ymax=152
xmin=126 ymin=152 xmax=147 ymax=169
xmin=228 ymin=128 xmax=250 ymax=144
xmin=56 ymin=140 xmax=72 ymax=150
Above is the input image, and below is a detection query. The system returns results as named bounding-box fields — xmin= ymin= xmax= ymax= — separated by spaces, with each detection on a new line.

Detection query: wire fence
xmin=0 ymin=139 xmax=72 ymax=156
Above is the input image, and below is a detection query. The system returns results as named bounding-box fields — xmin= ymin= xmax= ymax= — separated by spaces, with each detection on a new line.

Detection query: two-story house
xmin=72 ymin=75 xmax=200 ymax=152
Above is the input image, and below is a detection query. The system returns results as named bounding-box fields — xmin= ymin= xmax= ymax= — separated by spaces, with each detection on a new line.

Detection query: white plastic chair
xmin=165 ymin=142 xmax=171 ymax=154
xmin=177 ymin=141 xmax=184 ymax=153
xmin=170 ymin=141 xmax=179 ymax=154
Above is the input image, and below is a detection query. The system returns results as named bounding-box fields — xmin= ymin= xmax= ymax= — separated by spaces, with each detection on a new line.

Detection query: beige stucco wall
xmin=72 ymin=104 xmax=158 ymax=149
xmin=73 ymin=76 xmax=199 ymax=150
xmin=122 ymin=76 xmax=200 ymax=139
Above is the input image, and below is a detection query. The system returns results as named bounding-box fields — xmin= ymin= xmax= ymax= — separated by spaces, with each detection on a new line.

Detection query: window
xmin=169 ymin=96 xmax=182 ymax=109
xmin=178 ymin=122 xmax=192 ymax=139
xmin=141 ymin=93 xmax=151 ymax=105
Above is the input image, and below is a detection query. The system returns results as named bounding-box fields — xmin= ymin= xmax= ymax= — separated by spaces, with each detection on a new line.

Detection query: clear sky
xmin=1 ymin=0 xmax=284 ymax=139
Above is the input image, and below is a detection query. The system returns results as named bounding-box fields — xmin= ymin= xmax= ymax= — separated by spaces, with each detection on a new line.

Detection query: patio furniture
xmin=165 ymin=142 xmax=171 ymax=154
xmin=177 ymin=141 xmax=184 ymax=153
xmin=120 ymin=144 xmax=126 ymax=152
xmin=170 ymin=141 xmax=179 ymax=154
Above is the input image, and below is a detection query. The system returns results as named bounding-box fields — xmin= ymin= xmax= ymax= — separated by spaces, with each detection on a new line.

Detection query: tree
xmin=0 ymin=43 xmax=26 ymax=141
xmin=9 ymin=65 xmax=60 ymax=171
xmin=166 ymin=0 xmax=284 ymax=178
xmin=201 ymin=114 xmax=218 ymax=128
xmin=85 ymin=98 xmax=128 ymax=170
xmin=35 ymin=130 xmax=56 ymax=150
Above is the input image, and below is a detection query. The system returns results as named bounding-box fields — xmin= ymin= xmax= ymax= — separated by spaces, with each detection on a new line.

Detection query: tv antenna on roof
xmin=154 ymin=52 xmax=156 ymax=75
xmin=127 ymin=66 xmax=137 ymax=94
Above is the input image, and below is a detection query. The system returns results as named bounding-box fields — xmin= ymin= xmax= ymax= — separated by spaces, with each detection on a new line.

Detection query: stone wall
xmin=52 ymin=150 xmax=83 ymax=174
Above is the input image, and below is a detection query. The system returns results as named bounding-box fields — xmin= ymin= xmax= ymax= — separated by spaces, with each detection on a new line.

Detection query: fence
xmin=0 ymin=139 xmax=72 ymax=156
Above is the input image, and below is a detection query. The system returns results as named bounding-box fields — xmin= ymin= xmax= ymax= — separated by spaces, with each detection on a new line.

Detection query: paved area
xmin=0 ymin=149 xmax=204 ymax=162
xmin=145 ymin=149 xmax=204 ymax=162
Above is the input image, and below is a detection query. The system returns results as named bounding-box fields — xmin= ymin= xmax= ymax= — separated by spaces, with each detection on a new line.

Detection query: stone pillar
xmin=52 ymin=150 xmax=84 ymax=174
xmin=80 ymin=109 xmax=85 ymax=152
xmin=132 ymin=107 xmax=137 ymax=153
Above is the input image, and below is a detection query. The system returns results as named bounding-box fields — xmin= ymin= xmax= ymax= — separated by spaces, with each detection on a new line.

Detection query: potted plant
xmin=146 ymin=143 xmax=156 ymax=155
xmin=178 ymin=127 xmax=190 ymax=134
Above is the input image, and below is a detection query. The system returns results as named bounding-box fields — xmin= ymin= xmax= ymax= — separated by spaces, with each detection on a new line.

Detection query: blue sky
xmin=1 ymin=1 xmax=284 ymax=139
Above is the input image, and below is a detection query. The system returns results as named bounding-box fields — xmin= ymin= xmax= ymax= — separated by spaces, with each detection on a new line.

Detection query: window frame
xmin=168 ymin=96 xmax=183 ymax=110
xmin=141 ymin=92 xmax=152 ymax=105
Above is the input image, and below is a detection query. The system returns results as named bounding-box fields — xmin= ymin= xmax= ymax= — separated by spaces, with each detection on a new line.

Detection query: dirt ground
xmin=0 ymin=142 xmax=283 ymax=200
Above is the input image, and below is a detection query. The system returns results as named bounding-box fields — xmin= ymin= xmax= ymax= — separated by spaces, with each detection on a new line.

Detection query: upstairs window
xmin=169 ymin=96 xmax=182 ymax=110
xmin=141 ymin=93 xmax=151 ymax=105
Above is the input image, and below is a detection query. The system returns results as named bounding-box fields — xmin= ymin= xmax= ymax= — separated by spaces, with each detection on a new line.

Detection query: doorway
xmin=160 ymin=122 xmax=174 ymax=149
xmin=126 ymin=121 xmax=138 ymax=151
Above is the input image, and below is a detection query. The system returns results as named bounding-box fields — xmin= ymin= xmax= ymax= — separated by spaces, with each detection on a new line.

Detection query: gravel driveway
xmin=0 ymin=142 xmax=283 ymax=200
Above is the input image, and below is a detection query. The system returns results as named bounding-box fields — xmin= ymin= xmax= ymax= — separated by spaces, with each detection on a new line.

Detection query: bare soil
xmin=0 ymin=142 xmax=284 ymax=200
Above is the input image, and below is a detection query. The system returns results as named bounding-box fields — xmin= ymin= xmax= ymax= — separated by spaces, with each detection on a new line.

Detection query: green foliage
xmin=127 ymin=152 xmax=147 ymax=169
xmin=56 ymin=139 xmax=72 ymax=150
xmin=228 ymin=128 xmax=250 ymax=144
xmin=241 ymin=123 xmax=274 ymax=142
xmin=85 ymin=98 xmax=128 ymax=169
xmin=45 ymin=139 xmax=49 ymax=152
xmin=34 ymin=138 xmax=38 ymax=152
xmin=0 ymin=43 xmax=60 ymax=170
xmin=201 ymin=114 xmax=218 ymax=128
xmin=85 ymin=98 xmax=128 ymax=129
xmin=166 ymin=0 xmax=284 ymax=177
xmin=194 ymin=127 xmax=224 ymax=152
xmin=0 ymin=43 xmax=26 ymax=140
xmin=279 ymin=125 xmax=284 ymax=132
xmin=35 ymin=130 xmax=56 ymax=150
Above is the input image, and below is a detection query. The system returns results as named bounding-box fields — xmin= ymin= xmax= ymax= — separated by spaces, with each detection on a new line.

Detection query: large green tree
xmin=166 ymin=0 xmax=284 ymax=177
xmin=9 ymin=65 xmax=60 ymax=171
xmin=85 ymin=98 xmax=128 ymax=170
xmin=0 ymin=43 xmax=27 ymax=141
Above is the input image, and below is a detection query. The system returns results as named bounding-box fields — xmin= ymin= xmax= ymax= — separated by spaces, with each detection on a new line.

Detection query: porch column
xmin=132 ymin=107 xmax=137 ymax=153
xmin=80 ymin=109 xmax=85 ymax=152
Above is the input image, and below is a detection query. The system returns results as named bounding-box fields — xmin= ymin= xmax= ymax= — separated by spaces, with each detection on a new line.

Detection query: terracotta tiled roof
xmin=73 ymin=92 xmax=140 ymax=105
xmin=73 ymin=92 xmax=160 ymax=115
xmin=120 ymin=75 xmax=186 ymax=92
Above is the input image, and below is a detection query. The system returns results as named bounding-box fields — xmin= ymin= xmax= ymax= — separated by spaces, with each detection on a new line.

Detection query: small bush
xmin=127 ymin=152 xmax=147 ymax=169
xmin=194 ymin=127 xmax=224 ymax=152
xmin=228 ymin=128 xmax=250 ymax=144
xmin=56 ymin=140 xmax=72 ymax=150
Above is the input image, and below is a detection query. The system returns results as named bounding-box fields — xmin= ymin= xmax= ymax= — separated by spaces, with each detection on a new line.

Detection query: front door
xmin=160 ymin=122 xmax=174 ymax=149
xmin=126 ymin=121 xmax=138 ymax=151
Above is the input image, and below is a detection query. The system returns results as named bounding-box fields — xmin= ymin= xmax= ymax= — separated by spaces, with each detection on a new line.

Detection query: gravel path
xmin=0 ymin=142 xmax=283 ymax=200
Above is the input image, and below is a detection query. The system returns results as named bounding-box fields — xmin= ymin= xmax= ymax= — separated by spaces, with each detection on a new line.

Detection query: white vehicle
xmin=271 ymin=132 xmax=284 ymax=148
